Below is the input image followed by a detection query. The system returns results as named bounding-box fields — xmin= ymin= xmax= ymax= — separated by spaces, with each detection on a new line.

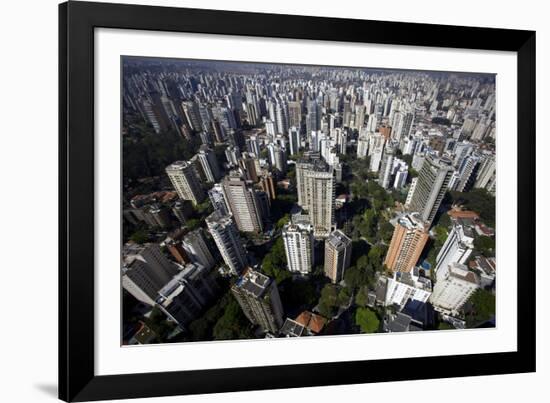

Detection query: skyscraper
xmin=379 ymin=146 xmax=395 ymax=189
xmin=430 ymin=263 xmax=479 ymax=315
xmin=207 ymin=183 xmax=230 ymax=216
xmin=231 ymin=269 xmax=284 ymax=334
xmin=122 ymin=243 xmax=179 ymax=305
xmin=267 ymin=142 xmax=287 ymax=175
xmin=298 ymin=159 xmax=335 ymax=238
xmin=324 ymin=230 xmax=352 ymax=283
xmin=288 ymin=101 xmax=302 ymax=128
xmin=259 ymin=172 xmax=277 ymax=202
xmin=282 ymin=217 xmax=315 ymax=275
xmin=156 ymin=263 xmax=219 ymax=327
xmin=182 ymin=228 xmax=217 ymax=270
xmin=295 ymin=153 xmax=319 ymax=208
xmin=384 ymin=213 xmax=429 ymax=273
xmin=206 ymin=211 xmax=248 ymax=275
xmin=181 ymin=100 xmax=202 ymax=131
xmin=222 ymin=173 xmax=264 ymax=233
xmin=288 ymin=126 xmax=300 ymax=156
xmin=407 ymin=155 xmax=454 ymax=225
xmin=368 ymin=132 xmax=386 ymax=172
xmin=196 ymin=145 xmax=221 ymax=183
xmin=356 ymin=130 xmax=369 ymax=159
xmin=306 ymin=99 xmax=321 ymax=136
xmin=434 ymin=223 xmax=474 ymax=281
xmin=456 ymin=153 xmax=480 ymax=192
xmin=165 ymin=161 xmax=205 ymax=205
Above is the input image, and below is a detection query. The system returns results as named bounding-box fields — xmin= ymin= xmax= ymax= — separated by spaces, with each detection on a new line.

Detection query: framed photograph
xmin=59 ymin=1 xmax=536 ymax=401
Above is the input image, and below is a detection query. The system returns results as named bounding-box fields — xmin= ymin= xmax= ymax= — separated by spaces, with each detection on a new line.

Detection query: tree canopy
xmin=449 ymin=189 xmax=496 ymax=228
xmin=261 ymin=237 xmax=292 ymax=284
xmin=465 ymin=288 xmax=495 ymax=328
xmin=355 ymin=307 xmax=380 ymax=333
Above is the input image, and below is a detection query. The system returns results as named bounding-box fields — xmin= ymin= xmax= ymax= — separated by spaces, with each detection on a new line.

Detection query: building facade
xmin=231 ymin=269 xmax=284 ymax=334
xmin=206 ymin=211 xmax=248 ymax=275
xmin=384 ymin=213 xmax=429 ymax=273
xmin=282 ymin=218 xmax=315 ymax=275
xmin=324 ymin=230 xmax=352 ymax=283
xmin=407 ymin=155 xmax=453 ymax=225
xmin=430 ymin=263 xmax=479 ymax=315
xmin=165 ymin=160 xmax=205 ymax=205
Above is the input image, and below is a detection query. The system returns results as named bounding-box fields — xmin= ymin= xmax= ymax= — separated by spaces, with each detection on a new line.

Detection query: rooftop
xmin=326 ymin=230 xmax=351 ymax=250
xmin=280 ymin=318 xmax=305 ymax=337
xmin=396 ymin=212 xmax=426 ymax=231
xmin=235 ymin=269 xmax=271 ymax=298
xmin=295 ymin=311 xmax=327 ymax=334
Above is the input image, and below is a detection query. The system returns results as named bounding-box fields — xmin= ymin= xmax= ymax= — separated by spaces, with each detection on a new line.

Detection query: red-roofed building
xmin=295 ymin=311 xmax=327 ymax=335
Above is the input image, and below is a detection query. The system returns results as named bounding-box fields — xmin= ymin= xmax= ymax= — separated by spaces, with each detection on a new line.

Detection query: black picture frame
xmin=59 ymin=1 xmax=536 ymax=401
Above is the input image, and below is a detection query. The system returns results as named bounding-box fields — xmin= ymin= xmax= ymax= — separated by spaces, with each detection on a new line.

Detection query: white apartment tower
xmin=282 ymin=217 xmax=315 ymax=275
xmin=182 ymin=228 xmax=217 ymax=270
xmin=206 ymin=211 xmax=248 ymax=275
xmin=430 ymin=263 xmax=479 ymax=315
xmin=122 ymin=243 xmax=179 ymax=305
xmin=165 ymin=161 xmax=205 ymax=205
xmin=222 ymin=173 xmax=264 ymax=233
xmin=434 ymin=223 xmax=474 ymax=281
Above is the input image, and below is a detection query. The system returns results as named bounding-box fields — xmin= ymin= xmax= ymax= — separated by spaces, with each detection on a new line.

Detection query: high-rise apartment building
xmin=182 ymin=228 xmax=217 ymax=270
xmin=456 ymin=153 xmax=480 ymax=192
xmin=267 ymin=143 xmax=287 ymax=175
xmin=379 ymin=146 xmax=395 ymax=189
xmin=165 ymin=161 xmax=205 ymax=205
xmin=306 ymin=99 xmax=322 ymax=136
xmin=384 ymin=267 xmax=432 ymax=308
xmin=384 ymin=213 xmax=429 ymax=273
xmin=206 ymin=211 xmax=248 ymax=275
xmin=430 ymin=263 xmax=479 ymax=315
xmin=434 ymin=223 xmax=474 ymax=281
xmin=288 ymin=101 xmax=302 ymax=129
xmin=207 ymin=183 xmax=230 ymax=216
xmin=282 ymin=217 xmax=315 ymax=275
xmin=368 ymin=132 xmax=386 ymax=172
xmin=356 ymin=130 xmax=369 ymax=159
xmin=324 ymin=230 xmax=352 ymax=283
xmin=196 ymin=145 xmax=221 ymax=183
xmin=288 ymin=126 xmax=300 ymax=156
xmin=222 ymin=172 xmax=264 ymax=233
xmin=407 ymin=155 xmax=454 ymax=225
xmin=122 ymin=243 xmax=179 ymax=305
xmin=259 ymin=171 xmax=276 ymax=202
xmin=231 ymin=269 xmax=284 ymax=334
xmin=156 ymin=263 xmax=219 ymax=327
xmin=301 ymin=159 xmax=335 ymax=238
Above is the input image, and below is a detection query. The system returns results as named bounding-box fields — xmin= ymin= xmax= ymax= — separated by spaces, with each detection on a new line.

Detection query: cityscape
xmin=121 ymin=57 xmax=496 ymax=345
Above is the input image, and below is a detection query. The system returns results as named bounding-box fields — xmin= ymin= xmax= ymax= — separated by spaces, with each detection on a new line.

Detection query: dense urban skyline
xmin=121 ymin=56 xmax=496 ymax=345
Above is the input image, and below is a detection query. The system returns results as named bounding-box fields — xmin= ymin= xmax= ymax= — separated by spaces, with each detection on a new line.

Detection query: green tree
xmin=261 ymin=237 xmax=291 ymax=284
xmin=185 ymin=218 xmax=201 ymax=231
xmin=317 ymin=284 xmax=340 ymax=318
xmin=344 ymin=265 xmax=369 ymax=290
xmin=130 ymin=229 xmax=149 ymax=244
xmin=474 ymin=236 xmax=496 ymax=257
xmin=213 ymin=296 xmax=254 ymax=340
xmin=379 ymin=220 xmax=395 ymax=243
xmin=449 ymin=189 xmax=496 ymax=227
xmin=143 ymin=307 xmax=176 ymax=342
xmin=355 ymin=307 xmax=380 ymax=333
xmin=438 ymin=322 xmax=454 ymax=330
xmin=355 ymin=286 xmax=370 ymax=307
xmin=465 ymin=289 xmax=495 ymax=328
xmin=276 ymin=214 xmax=290 ymax=230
